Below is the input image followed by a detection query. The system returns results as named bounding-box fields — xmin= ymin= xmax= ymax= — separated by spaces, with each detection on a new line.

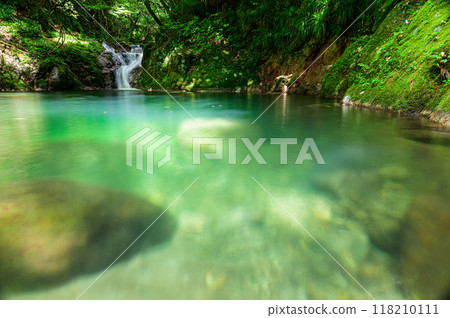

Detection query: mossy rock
xmin=35 ymin=42 xmax=105 ymax=90
xmin=47 ymin=64 xmax=84 ymax=90
xmin=0 ymin=62 xmax=30 ymax=91
xmin=0 ymin=180 xmax=175 ymax=293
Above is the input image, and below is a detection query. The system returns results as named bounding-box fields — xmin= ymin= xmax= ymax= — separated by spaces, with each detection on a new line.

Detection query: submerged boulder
xmin=0 ymin=180 xmax=175 ymax=292
xmin=399 ymin=194 xmax=450 ymax=299
xmin=312 ymin=170 xmax=411 ymax=252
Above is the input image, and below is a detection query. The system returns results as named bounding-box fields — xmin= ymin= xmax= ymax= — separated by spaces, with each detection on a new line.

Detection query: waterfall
xmin=102 ymin=42 xmax=143 ymax=89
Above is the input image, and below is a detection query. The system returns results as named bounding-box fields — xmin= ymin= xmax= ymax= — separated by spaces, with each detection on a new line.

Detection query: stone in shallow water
xmin=311 ymin=196 xmax=333 ymax=223
xmin=178 ymin=213 xmax=205 ymax=235
xmin=365 ymin=181 xmax=411 ymax=251
xmin=205 ymin=271 xmax=227 ymax=291
xmin=312 ymin=170 xmax=412 ymax=252
xmin=312 ymin=170 xmax=379 ymax=202
xmin=399 ymin=194 xmax=450 ymax=299
xmin=0 ymin=180 xmax=175 ymax=292
xmin=379 ymin=165 xmax=409 ymax=181
xmin=311 ymin=219 xmax=370 ymax=274
xmin=358 ymin=248 xmax=404 ymax=299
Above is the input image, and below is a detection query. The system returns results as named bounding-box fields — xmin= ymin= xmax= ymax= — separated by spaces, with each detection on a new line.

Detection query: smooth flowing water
xmin=0 ymin=91 xmax=449 ymax=300
xmin=102 ymin=43 xmax=143 ymax=89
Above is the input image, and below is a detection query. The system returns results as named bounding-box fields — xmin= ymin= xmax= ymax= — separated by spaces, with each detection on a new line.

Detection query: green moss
xmin=321 ymin=36 xmax=372 ymax=97
xmin=27 ymin=40 xmax=105 ymax=90
xmin=1 ymin=5 xmax=106 ymax=91
xmin=324 ymin=0 xmax=450 ymax=112
xmin=0 ymin=55 xmax=29 ymax=90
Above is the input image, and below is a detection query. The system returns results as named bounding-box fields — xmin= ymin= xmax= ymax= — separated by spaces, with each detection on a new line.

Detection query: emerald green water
xmin=0 ymin=91 xmax=449 ymax=299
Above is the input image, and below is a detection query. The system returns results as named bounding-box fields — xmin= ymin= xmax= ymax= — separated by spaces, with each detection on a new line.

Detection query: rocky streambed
xmin=0 ymin=179 xmax=175 ymax=294
xmin=312 ymin=167 xmax=450 ymax=299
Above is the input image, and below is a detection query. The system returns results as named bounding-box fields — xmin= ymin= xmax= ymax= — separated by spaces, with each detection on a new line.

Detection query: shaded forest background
xmin=0 ymin=0 xmax=449 ymax=113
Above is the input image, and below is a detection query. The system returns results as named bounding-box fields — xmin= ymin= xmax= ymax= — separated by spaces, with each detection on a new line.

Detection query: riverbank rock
xmin=0 ymin=30 xmax=37 ymax=90
xmin=47 ymin=63 xmax=84 ymax=90
xmin=399 ymin=194 xmax=450 ymax=299
xmin=0 ymin=180 xmax=175 ymax=292
xmin=98 ymin=50 xmax=119 ymax=89
xmin=364 ymin=181 xmax=411 ymax=251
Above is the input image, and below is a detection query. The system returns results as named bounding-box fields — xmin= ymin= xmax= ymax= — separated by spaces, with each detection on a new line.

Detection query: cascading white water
xmin=102 ymin=42 xmax=143 ymax=89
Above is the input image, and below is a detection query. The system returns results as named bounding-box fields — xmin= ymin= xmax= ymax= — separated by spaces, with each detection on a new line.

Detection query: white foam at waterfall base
xmin=102 ymin=42 xmax=143 ymax=89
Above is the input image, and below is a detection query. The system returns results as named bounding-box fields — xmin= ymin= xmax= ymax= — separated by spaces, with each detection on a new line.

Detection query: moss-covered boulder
xmin=47 ymin=64 xmax=84 ymax=90
xmin=0 ymin=180 xmax=175 ymax=293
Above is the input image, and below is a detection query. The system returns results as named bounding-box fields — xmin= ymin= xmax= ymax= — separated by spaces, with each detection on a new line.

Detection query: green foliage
xmin=14 ymin=19 xmax=42 ymax=39
xmin=321 ymin=36 xmax=372 ymax=97
xmin=0 ymin=0 xmax=118 ymax=90
xmin=0 ymin=3 xmax=15 ymax=21
xmin=137 ymin=0 xmax=397 ymax=91
xmin=322 ymin=0 xmax=450 ymax=111
xmin=229 ymin=0 xmax=390 ymax=54
xmin=0 ymin=0 xmax=403 ymax=91
xmin=2 ymin=0 xmax=449 ymax=109
xmin=0 ymin=52 xmax=29 ymax=90
xmin=169 ymin=0 xmax=208 ymax=21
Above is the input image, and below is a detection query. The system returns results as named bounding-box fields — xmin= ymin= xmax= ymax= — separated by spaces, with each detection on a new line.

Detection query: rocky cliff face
xmin=0 ymin=28 xmax=38 ymax=91
xmin=97 ymin=49 xmax=119 ymax=89
xmin=0 ymin=25 xmax=105 ymax=91
xmin=255 ymin=38 xmax=348 ymax=95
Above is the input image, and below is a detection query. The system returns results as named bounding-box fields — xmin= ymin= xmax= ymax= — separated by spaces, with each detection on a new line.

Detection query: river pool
xmin=0 ymin=90 xmax=449 ymax=299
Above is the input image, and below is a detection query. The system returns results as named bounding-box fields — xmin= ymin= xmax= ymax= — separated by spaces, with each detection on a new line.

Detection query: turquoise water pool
xmin=0 ymin=91 xmax=449 ymax=299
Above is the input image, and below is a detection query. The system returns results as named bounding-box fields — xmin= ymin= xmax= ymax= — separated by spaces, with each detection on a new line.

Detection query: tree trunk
xmin=144 ymin=1 xmax=163 ymax=27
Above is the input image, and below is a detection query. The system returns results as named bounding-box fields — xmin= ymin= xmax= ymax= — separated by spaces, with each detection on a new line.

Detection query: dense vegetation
xmin=0 ymin=0 xmax=449 ymax=114
xmin=0 ymin=0 xmax=158 ymax=89
xmin=137 ymin=0 xmax=394 ymax=90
